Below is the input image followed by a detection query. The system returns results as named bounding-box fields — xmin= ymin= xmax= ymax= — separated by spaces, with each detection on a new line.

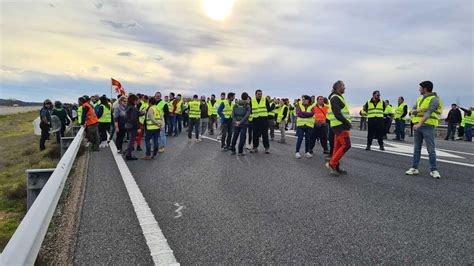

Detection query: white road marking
xmin=173 ymin=203 xmax=184 ymax=219
xmin=109 ymin=138 xmax=179 ymax=265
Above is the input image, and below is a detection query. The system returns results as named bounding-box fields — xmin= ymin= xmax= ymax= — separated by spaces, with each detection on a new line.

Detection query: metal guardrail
xmin=0 ymin=127 xmax=85 ymax=265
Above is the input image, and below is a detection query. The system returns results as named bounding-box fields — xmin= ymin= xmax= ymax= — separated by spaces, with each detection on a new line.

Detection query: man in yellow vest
xmin=188 ymin=95 xmax=202 ymax=142
xmin=136 ymin=95 xmax=149 ymax=151
xmin=363 ymin=90 xmax=387 ymax=151
xmin=176 ymin=94 xmax=184 ymax=135
xmin=406 ymin=80 xmax=442 ymax=179
xmin=459 ymin=106 xmax=473 ymax=141
xmin=249 ymin=89 xmax=274 ymax=154
xmin=97 ymin=95 xmax=112 ymax=148
xmin=207 ymin=94 xmax=218 ymax=135
xmin=295 ymin=95 xmax=314 ymax=158
xmin=143 ymin=97 xmax=164 ymax=160
xmin=393 ymin=96 xmax=408 ymax=141
xmin=325 ymin=80 xmax=352 ymax=176
xmin=216 ymin=92 xmax=226 ymax=140
xmin=217 ymin=92 xmax=235 ymax=150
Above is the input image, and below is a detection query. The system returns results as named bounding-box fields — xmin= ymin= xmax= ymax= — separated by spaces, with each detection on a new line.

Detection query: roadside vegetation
xmin=0 ymin=111 xmax=60 ymax=250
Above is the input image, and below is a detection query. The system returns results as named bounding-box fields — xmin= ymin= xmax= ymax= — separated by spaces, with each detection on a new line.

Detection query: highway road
xmin=74 ymin=128 xmax=473 ymax=264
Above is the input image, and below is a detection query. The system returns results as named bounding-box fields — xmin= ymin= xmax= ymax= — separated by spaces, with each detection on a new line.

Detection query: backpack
xmin=233 ymin=104 xmax=246 ymax=121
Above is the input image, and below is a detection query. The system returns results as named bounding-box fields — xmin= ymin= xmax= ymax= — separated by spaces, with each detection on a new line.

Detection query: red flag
xmin=111 ymin=78 xmax=126 ymax=96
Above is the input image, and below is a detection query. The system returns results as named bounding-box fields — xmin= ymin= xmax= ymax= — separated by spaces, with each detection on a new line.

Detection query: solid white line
xmin=108 ymin=139 xmax=179 ymax=265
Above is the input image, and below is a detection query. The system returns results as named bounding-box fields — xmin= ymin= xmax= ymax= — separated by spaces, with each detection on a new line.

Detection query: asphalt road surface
xmin=74 ymin=128 xmax=473 ymax=264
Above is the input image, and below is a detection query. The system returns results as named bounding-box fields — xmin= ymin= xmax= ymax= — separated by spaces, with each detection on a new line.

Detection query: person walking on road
xmin=79 ymin=97 xmax=100 ymax=151
xmin=383 ymin=100 xmax=394 ymax=139
xmin=52 ymin=100 xmax=69 ymax=144
xmin=207 ymin=94 xmax=218 ymax=135
xmin=96 ymin=95 xmax=112 ymax=148
xmin=168 ymin=92 xmax=177 ymax=136
xmin=154 ymin=91 xmax=169 ymax=153
xmin=309 ymin=96 xmax=330 ymax=154
xmin=200 ymin=95 xmax=210 ymax=136
xmin=216 ymin=92 xmax=226 ymax=140
xmin=188 ymin=95 xmax=202 ymax=142
xmin=277 ymin=98 xmax=289 ymax=143
xmin=114 ymin=96 xmax=128 ymax=153
xmin=39 ymin=99 xmax=53 ymax=151
xmin=143 ymin=97 xmax=163 ymax=160
xmin=250 ymin=90 xmax=273 ymax=154
xmin=267 ymin=96 xmax=277 ymax=141
xmin=364 ymin=90 xmax=386 ymax=151
xmin=230 ymin=92 xmax=251 ymax=155
xmin=393 ymin=96 xmax=408 ymax=141
xmin=124 ymin=94 xmax=140 ymax=160
xmin=444 ymin=104 xmax=462 ymax=141
xmin=459 ymin=106 xmax=473 ymax=141
xmin=405 ymin=81 xmax=443 ymax=179
xmin=218 ymin=92 xmax=235 ymax=150
xmin=326 ymin=80 xmax=352 ymax=176
xmin=295 ymin=95 xmax=315 ymax=158
xmin=136 ymin=95 xmax=149 ymax=151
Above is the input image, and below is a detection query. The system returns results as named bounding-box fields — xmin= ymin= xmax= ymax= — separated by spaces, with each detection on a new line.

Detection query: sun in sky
xmin=202 ymin=0 xmax=236 ymax=20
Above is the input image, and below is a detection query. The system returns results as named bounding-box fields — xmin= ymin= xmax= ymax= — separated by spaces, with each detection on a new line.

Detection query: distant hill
xmin=0 ymin=98 xmax=42 ymax=106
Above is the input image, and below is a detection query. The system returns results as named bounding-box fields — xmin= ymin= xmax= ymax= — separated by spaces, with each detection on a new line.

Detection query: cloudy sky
xmin=0 ymin=0 xmax=472 ymax=111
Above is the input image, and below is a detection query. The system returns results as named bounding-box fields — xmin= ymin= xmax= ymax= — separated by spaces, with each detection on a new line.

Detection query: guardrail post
xmin=60 ymin=136 xmax=75 ymax=157
xmin=26 ymin=169 xmax=55 ymax=211
xmin=72 ymin=126 xmax=81 ymax=137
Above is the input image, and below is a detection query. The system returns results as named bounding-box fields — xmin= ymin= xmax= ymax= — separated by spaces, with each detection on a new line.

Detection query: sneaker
xmin=126 ymin=156 xmax=138 ymax=161
xmin=222 ymin=147 xmax=229 ymax=152
xmin=305 ymin=152 xmax=313 ymax=158
xmin=188 ymin=138 xmax=192 ymax=143
xmin=430 ymin=170 xmax=441 ymax=179
xmin=143 ymin=156 xmax=152 ymax=160
xmin=136 ymin=146 xmax=142 ymax=151
xmin=265 ymin=149 xmax=270 ymax=154
xmin=405 ymin=168 xmax=419 ymax=175
xmin=246 ymin=144 xmax=252 ymax=150
xmin=379 ymin=146 xmax=385 ymax=151
xmin=295 ymin=152 xmax=301 ymax=159
xmin=231 ymin=151 xmax=236 ymax=155
xmin=325 ymin=162 xmax=340 ymax=176
xmin=336 ymin=166 xmax=348 ymax=175
xmin=250 ymin=148 xmax=258 ymax=153
xmin=196 ymin=138 xmax=202 ymax=143
xmin=117 ymin=149 xmax=122 ymax=154
xmin=158 ymin=147 xmax=165 ymax=153
xmin=238 ymin=152 xmax=245 ymax=156
xmin=365 ymin=146 xmax=370 ymax=151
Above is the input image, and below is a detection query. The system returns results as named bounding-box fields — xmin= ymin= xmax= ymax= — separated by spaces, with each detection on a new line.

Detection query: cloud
xmin=95 ymin=2 xmax=103 ymax=10
xmin=117 ymin=51 xmax=134 ymax=57
xmin=100 ymin=19 xmax=137 ymax=29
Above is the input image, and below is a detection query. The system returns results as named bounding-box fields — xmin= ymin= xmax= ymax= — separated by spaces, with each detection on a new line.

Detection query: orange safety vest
xmin=313 ymin=104 xmax=328 ymax=123
xmin=82 ymin=102 xmax=99 ymax=126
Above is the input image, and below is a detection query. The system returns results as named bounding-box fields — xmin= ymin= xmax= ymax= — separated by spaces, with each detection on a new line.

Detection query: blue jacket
xmin=217 ymin=101 xmax=232 ymax=123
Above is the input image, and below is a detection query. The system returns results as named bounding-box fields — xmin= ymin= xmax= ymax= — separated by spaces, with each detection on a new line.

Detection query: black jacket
xmin=446 ymin=109 xmax=462 ymax=123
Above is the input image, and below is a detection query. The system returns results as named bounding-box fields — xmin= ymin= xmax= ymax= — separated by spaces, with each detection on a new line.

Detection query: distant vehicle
xmin=12 ymin=104 xmax=19 ymax=107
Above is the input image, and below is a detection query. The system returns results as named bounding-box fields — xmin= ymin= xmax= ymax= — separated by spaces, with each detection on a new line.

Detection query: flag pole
xmin=110 ymin=78 xmax=113 ymax=100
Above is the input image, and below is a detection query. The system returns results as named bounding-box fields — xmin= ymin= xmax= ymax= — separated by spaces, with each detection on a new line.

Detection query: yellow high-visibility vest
xmin=327 ymin=94 xmax=351 ymax=128
xmin=367 ymin=100 xmax=384 ymax=118
xmin=251 ymin=97 xmax=268 ymax=118
xmin=146 ymin=106 xmax=161 ymax=130
xmin=394 ymin=103 xmax=408 ymax=120
xmin=296 ymin=103 xmax=314 ymax=128
xmin=411 ymin=95 xmax=442 ymax=127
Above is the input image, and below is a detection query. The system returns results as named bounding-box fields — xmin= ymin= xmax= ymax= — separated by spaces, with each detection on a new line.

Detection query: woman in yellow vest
xmin=187 ymin=95 xmax=202 ymax=142
xmin=97 ymin=95 xmax=112 ymax=148
xmin=143 ymin=98 xmax=164 ymax=160
xmin=405 ymin=81 xmax=442 ymax=179
xmin=295 ymin=95 xmax=315 ymax=159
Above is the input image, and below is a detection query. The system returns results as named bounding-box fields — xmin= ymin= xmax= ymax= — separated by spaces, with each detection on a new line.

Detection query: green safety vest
xmin=146 ymin=106 xmax=161 ymax=130
xmin=463 ymin=112 xmax=474 ymax=125
xmin=167 ymin=101 xmax=174 ymax=113
xmin=208 ymin=101 xmax=218 ymax=115
xmin=394 ymin=103 xmax=407 ymax=120
xmin=360 ymin=109 xmax=367 ymax=118
xmin=77 ymin=106 xmax=83 ymax=124
xmin=188 ymin=100 xmax=201 ymax=119
xmin=384 ymin=104 xmax=393 ymax=116
xmin=156 ymin=100 xmax=166 ymax=114
xmin=99 ymin=103 xmax=112 ymax=123
xmin=251 ymin=97 xmax=268 ymax=118
xmin=296 ymin=103 xmax=314 ymax=128
xmin=367 ymin=100 xmax=384 ymax=118
xmin=222 ymin=100 xmax=234 ymax=119
xmin=277 ymin=105 xmax=289 ymax=123
xmin=411 ymin=95 xmax=442 ymax=127
xmin=270 ymin=102 xmax=279 ymax=116
xmin=139 ymin=102 xmax=149 ymax=124
xmin=183 ymin=102 xmax=189 ymax=114
xmin=176 ymin=100 xmax=183 ymax=114
xmin=327 ymin=94 xmax=351 ymax=128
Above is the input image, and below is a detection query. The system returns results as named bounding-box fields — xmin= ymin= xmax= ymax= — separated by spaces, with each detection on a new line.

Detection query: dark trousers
xmin=176 ymin=115 xmax=183 ymax=134
xmin=458 ymin=125 xmax=464 ymax=138
xmin=384 ymin=117 xmax=392 ymax=135
xmin=145 ymin=129 xmax=160 ymax=157
xmin=328 ymin=127 xmax=334 ymax=156
xmin=310 ymin=124 xmax=329 ymax=152
xmin=445 ymin=122 xmax=457 ymax=140
xmin=188 ymin=118 xmax=200 ymax=139
xmin=86 ymin=123 xmax=100 ymax=151
xmin=367 ymin=118 xmax=384 ymax=147
xmin=248 ymin=124 xmax=253 ymax=145
xmin=231 ymin=125 xmax=247 ymax=153
xmin=209 ymin=115 xmax=217 ymax=134
xmin=395 ymin=119 xmax=406 ymax=140
xmin=56 ymin=123 xmax=66 ymax=143
xmin=126 ymin=128 xmax=137 ymax=157
xmin=221 ymin=120 xmax=233 ymax=148
xmin=296 ymin=127 xmax=312 ymax=153
xmin=410 ymin=122 xmax=414 ymax=136
xmin=359 ymin=117 xmax=367 ymax=131
xmin=183 ymin=113 xmax=189 ymax=127
xmin=40 ymin=122 xmax=50 ymax=150
xmin=268 ymin=118 xmax=275 ymax=139
xmin=252 ymin=119 xmax=269 ymax=149
xmin=115 ymin=124 xmax=126 ymax=151
xmin=99 ymin=122 xmax=110 ymax=142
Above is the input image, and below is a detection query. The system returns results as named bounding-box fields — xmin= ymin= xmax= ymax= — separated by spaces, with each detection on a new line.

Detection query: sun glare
xmin=202 ymin=0 xmax=236 ymax=21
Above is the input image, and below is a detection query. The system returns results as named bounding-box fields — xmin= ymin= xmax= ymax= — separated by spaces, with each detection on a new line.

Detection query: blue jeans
xmin=296 ymin=127 xmax=312 ymax=153
xmin=395 ymin=119 xmax=406 ymax=140
xmin=231 ymin=125 xmax=247 ymax=153
xmin=145 ymin=129 xmax=160 ymax=157
xmin=176 ymin=114 xmax=183 ymax=134
xmin=169 ymin=115 xmax=177 ymax=135
xmin=160 ymin=123 xmax=166 ymax=147
xmin=412 ymin=125 xmax=437 ymax=171
xmin=465 ymin=123 xmax=472 ymax=141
